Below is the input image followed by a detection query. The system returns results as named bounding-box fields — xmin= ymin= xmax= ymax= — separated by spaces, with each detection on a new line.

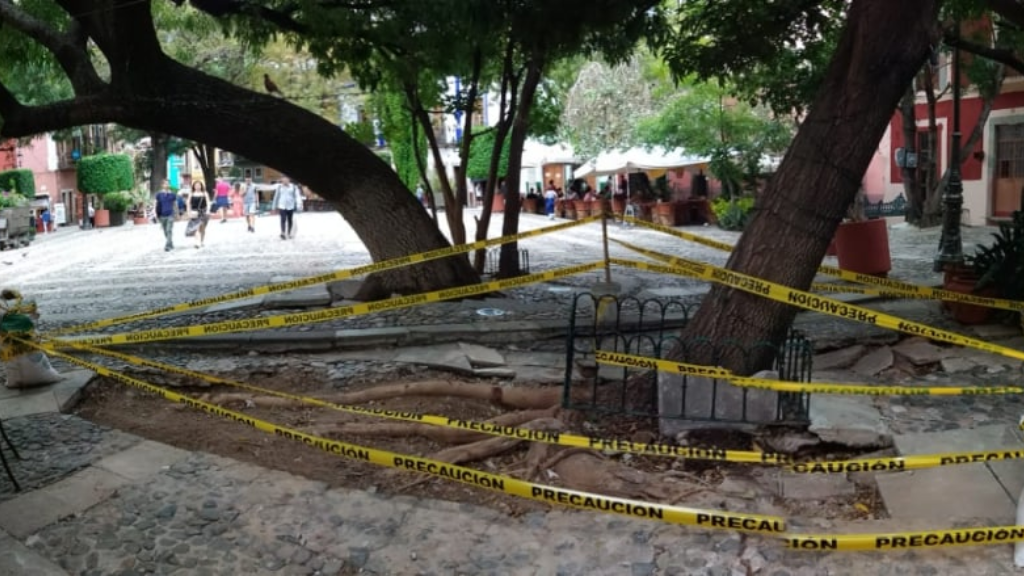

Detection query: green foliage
xmin=636 ymin=80 xmax=792 ymax=198
xmin=77 ymin=154 xmax=135 ymax=196
xmin=0 ymin=191 xmax=29 ymax=208
xmin=711 ymin=196 xmax=755 ymax=231
xmin=344 ymin=120 xmax=377 ymax=147
xmin=561 ymin=57 xmax=652 ymax=159
xmin=971 ymin=211 xmax=1024 ymax=306
xmin=466 ymin=131 xmax=510 ymax=181
xmin=0 ymin=169 xmax=36 ymax=197
xmin=657 ymin=0 xmax=845 ymax=116
xmin=374 ymin=92 xmax=423 ymax=190
xmin=101 ymin=191 xmax=133 ymax=213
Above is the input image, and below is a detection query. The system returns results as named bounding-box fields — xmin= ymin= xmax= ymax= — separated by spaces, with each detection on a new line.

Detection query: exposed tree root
xmin=547 ymin=449 xmax=706 ymax=504
xmin=202 ymin=381 xmax=590 ymax=411
xmin=320 ymin=407 xmax=559 ymax=444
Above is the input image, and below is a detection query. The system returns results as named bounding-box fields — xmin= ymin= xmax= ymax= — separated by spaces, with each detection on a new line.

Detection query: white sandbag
xmin=3 ymin=351 xmax=63 ymax=389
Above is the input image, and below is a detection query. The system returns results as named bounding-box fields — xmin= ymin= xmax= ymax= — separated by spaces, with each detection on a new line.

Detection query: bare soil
xmin=75 ymin=365 xmax=886 ymax=523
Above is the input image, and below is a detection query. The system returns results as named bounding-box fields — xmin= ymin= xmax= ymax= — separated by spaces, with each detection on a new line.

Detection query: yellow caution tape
xmin=28 ymin=338 xmax=785 ymax=535
xmin=52 ymin=340 xmax=1024 ymax=473
xmin=783 ymin=526 xmax=1024 ymax=551
xmin=46 ymin=216 xmax=601 ymax=336
xmin=594 ymin=350 xmax=1024 ymax=396
xmin=620 ymin=217 xmax=1024 ymax=312
xmin=56 ymin=262 xmax=605 ymax=347
xmin=611 ymin=258 xmax=1024 ymax=363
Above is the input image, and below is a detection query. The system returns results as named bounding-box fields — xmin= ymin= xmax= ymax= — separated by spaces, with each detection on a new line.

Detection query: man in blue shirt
xmin=155 ymin=179 xmax=177 ymax=251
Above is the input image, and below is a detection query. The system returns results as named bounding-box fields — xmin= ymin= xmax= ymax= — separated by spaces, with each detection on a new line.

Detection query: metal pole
xmin=601 ymin=208 xmax=612 ymax=283
xmin=934 ymin=20 xmax=964 ymax=272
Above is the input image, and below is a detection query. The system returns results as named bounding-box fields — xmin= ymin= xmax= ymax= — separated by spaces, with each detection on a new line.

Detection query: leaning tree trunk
xmin=0 ymin=0 xmax=480 ymax=298
xmin=676 ymin=0 xmax=940 ymax=372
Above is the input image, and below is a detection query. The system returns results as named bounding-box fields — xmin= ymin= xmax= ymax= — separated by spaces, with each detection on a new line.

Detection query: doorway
xmin=992 ymin=123 xmax=1024 ymax=218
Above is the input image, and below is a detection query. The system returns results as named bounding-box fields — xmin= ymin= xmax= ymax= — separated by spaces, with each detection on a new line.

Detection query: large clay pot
xmin=835 ymin=218 xmax=891 ymax=277
xmin=943 ymin=267 xmax=994 ymax=325
xmin=93 ymin=209 xmax=110 ymax=228
xmin=522 ymin=198 xmax=539 ymax=214
xmin=611 ymin=198 xmax=626 ymax=219
xmin=491 ymin=193 xmax=504 ymax=214
xmin=654 ymin=201 xmax=676 ymax=227
xmin=825 ymin=237 xmax=838 ymax=257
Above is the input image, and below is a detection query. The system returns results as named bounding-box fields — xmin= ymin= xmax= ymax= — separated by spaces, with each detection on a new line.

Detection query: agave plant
xmin=971 ymin=210 xmax=1024 ymax=317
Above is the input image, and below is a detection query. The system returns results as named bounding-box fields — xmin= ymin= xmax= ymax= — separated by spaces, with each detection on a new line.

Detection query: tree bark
xmin=149 ymin=132 xmax=169 ymax=194
xmin=408 ymin=86 xmax=465 ymax=245
xmin=498 ymin=58 xmax=544 ymax=278
xmin=675 ymin=0 xmax=940 ymax=373
xmin=0 ymin=0 xmax=480 ymax=296
xmin=919 ymin=65 xmax=942 ymax=227
xmin=900 ymin=85 xmax=922 ymax=224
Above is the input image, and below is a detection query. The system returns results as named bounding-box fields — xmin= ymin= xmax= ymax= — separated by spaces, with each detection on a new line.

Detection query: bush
xmin=77 ymin=153 xmax=134 ymax=196
xmin=0 ymin=191 xmax=29 ymax=208
xmin=101 ymin=191 xmax=133 ymax=212
xmin=0 ymin=168 xmax=36 ymax=197
xmin=711 ymin=196 xmax=755 ymax=231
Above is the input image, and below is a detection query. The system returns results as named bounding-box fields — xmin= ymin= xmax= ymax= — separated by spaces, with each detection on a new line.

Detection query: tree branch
xmin=0 ymin=95 xmax=125 ymax=138
xmin=0 ymin=0 xmax=105 ymax=94
xmin=947 ymin=32 xmax=1024 ymax=76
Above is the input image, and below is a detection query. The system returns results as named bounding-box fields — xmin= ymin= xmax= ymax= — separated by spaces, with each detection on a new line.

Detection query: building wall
xmin=877 ymin=80 xmax=1024 ymax=224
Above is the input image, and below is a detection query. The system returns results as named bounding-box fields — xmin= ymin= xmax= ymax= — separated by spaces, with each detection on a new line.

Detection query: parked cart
xmin=0 ymin=207 xmax=33 ymax=250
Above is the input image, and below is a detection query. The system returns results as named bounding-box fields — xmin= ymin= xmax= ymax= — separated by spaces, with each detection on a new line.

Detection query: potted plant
xmin=950 ymin=211 xmax=1024 ymax=325
xmin=834 ymin=187 xmax=891 ymax=277
xmin=129 ymin=187 xmax=152 ymax=224
xmin=102 ymin=191 xmax=132 ymax=227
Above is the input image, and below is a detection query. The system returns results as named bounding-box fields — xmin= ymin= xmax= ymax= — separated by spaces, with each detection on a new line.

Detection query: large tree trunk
xmin=149 ymin=132 xmax=169 ymax=194
xmin=676 ymin=0 xmax=940 ymax=372
xmin=0 ymin=0 xmax=480 ymax=297
xmin=498 ymin=59 xmax=544 ymax=278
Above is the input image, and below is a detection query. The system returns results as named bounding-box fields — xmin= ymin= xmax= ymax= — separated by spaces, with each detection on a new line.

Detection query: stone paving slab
xmin=0 ymin=467 xmax=130 ymax=539
xmin=0 ymin=528 xmax=67 ymax=576
xmin=0 ymin=370 xmax=95 ymax=419
xmin=876 ymin=464 xmax=1017 ymax=523
xmin=93 ymin=440 xmax=190 ymax=482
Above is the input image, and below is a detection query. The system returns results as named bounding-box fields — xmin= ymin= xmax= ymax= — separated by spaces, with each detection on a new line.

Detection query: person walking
xmin=187 ymin=180 xmax=211 ymax=248
xmin=155 ymin=179 xmax=177 ymax=251
xmin=242 ymin=176 xmax=258 ymax=233
xmin=544 ymin=180 xmax=558 ymax=219
xmin=87 ymin=201 xmax=95 ymax=229
xmin=40 ymin=209 xmax=52 ymax=233
xmin=214 ymin=178 xmax=231 ymax=223
xmin=271 ymin=176 xmax=301 ymax=240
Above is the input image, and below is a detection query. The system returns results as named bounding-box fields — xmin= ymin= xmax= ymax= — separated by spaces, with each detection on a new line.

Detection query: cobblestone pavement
xmin=3 ymin=423 xmax=1021 ymax=576
xmin=0 ymin=212 xmax=1000 ymax=337
xmin=4 ymin=213 xmax=1024 ymax=575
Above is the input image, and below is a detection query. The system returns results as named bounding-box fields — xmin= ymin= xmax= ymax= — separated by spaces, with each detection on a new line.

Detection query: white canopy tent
xmin=573 ymin=147 xmax=709 ymax=179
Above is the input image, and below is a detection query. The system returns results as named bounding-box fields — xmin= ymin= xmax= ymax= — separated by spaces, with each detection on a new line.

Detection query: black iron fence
xmin=562 ymin=292 xmax=812 ymax=427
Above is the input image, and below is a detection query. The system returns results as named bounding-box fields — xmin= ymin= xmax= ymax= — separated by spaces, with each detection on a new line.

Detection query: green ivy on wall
xmin=376 ymin=92 xmax=425 ymax=191
xmin=77 ymin=153 xmax=135 ymax=196
xmin=466 ymin=130 xmax=510 ymax=181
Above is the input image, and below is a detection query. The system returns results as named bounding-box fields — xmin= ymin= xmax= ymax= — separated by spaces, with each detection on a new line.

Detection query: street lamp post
xmin=934 ymin=22 xmax=964 ymax=272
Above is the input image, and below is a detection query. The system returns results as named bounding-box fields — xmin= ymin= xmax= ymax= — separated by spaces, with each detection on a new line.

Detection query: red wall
xmin=889 ymin=90 xmax=1024 ymax=184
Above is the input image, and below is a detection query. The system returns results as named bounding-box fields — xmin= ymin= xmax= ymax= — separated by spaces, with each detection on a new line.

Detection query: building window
xmin=996 ymin=124 xmax=1024 ymax=178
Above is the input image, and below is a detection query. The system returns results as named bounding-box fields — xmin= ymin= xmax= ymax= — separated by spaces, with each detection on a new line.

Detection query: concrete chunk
xmin=892 ymin=337 xmax=947 ymax=366
xmin=780 ymin=473 xmax=856 ymax=500
xmin=851 ymin=346 xmax=893 ymax=377
xmin=459 ymin=343 xmax=505 ymax=368
xmin=394 ymin=344 xmax=474 ymax=374
xmin=813 ymin=345 xmax=866 ymax=371
xmin=809 ymin=396 xmax=891 ymax=448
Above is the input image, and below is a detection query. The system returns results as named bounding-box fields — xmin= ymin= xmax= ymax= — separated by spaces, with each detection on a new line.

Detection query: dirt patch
xmin=74 ymin=365 xmax=887 ymax=523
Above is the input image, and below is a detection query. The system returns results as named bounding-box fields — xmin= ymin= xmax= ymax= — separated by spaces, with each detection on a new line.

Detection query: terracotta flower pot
xmin=653 ymin=201 xmax=677 ymax=227
xmin=93 ymin=209 xmax=110 ymax=228
xmin=943 ymin=267 xmax=994 ymax=325
xmin=835 ymin=218 xmax=891 ymax=277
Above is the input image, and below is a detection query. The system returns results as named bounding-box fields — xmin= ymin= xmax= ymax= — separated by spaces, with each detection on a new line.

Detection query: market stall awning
xmin=573 ymin=147 xmax=709 ymax=179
